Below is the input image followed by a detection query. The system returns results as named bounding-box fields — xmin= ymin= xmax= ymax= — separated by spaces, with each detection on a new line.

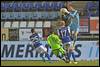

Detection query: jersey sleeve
xmin=55 ymin=35 xmax=61 ymax=45
xmin=30 ymin=35 xmax=33 ymax=41
xmin=69 ymin=10 xmax=78 ymax=18
xmin=57 ymin=29 xmax=60 ymax=36
xmin=38 ymin=33 xmax=43 ymax=40
xmin=67 ymin=27 xmax=70 ymax=33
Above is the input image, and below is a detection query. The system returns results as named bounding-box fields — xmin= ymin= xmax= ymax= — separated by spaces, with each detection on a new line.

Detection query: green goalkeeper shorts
xmin=52 ymin=47 xmax=65 ymax=57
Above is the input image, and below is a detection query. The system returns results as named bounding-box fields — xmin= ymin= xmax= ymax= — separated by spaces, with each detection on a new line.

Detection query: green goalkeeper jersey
xmin=47 ymin=33 xmax=62 ymax=50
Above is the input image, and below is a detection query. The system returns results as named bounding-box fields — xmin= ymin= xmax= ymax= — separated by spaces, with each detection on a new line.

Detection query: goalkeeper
xmin=47 ymin=30 xmax=68 ymax=63
xmin=60 ymin=3 xmax=80 ymax=48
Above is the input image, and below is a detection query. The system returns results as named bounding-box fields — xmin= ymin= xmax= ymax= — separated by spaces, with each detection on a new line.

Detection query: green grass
xmin=1 ymin=60 xmax=99 ymax=66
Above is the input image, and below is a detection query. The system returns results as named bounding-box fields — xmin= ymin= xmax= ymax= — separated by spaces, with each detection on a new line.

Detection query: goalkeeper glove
xmin=60 ymin=8 xmax=70 ymax=15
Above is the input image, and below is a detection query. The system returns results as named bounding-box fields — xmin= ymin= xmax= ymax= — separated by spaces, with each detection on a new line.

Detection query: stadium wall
xmin=1 ymin=41 xmax=99 ymax=60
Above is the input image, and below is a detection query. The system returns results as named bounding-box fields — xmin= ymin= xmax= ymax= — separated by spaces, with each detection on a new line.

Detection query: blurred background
xmin=1 ymin=1 xmax=99 ymax=41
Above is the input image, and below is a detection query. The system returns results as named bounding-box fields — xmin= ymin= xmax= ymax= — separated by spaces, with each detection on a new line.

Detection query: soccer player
xmin=57 ymin=21 xmax=77 ymax=64
xmin=60 ymin=3 xmax=80 ymax=49
xmin=47 ymin=30 xmax=68 ymax=63
xmin=30 ymin=28 xmax=51 ymax=63
xmin=67 ymin=2 xmax=80 ymax=46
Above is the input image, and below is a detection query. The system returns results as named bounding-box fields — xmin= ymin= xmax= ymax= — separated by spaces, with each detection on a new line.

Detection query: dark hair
xmin=31 ymin=28 xmax=35 ymax=33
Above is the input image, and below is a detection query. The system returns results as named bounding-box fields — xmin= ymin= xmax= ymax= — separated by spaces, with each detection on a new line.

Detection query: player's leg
xmin=35 ymin=46 xmax=46 ymax=62
xmin=71 ymin=50 xmax=78 ymax=64
xmin=70 ymin=29 xmax=75 ymax=45
xmin=70 ymin=32 xmax=78 ymax=64
xmin=69 ymin=30 xmax=78 ymax=63
xmin=71 ymin=51 xmax=76 ymax=61
xmin=52 ymin=49 xmax=67 ymax=62
xmin=68 ymin=46 xmax=78 ymax=64
xmin=72 ymin=29 xmax=79 ymax=47
xmin=39 ymin=45 xmax=52 ymax=63
xmin=63 ymin=43 xmax=70 ymax=62
xmin=52 ymin=49 xmax=59 ymax=57
xmin=59 ymin=47 xmax=70 ymax=63
xmin=53 ymin=49 xmax=65 ymax=61
xmin=67 ymin=49 xmax=72 ymax=63
xmin=52 ymin=48 xmax=67 ymax=63
xmin=67 ymin=42 xmax=74 ymax=63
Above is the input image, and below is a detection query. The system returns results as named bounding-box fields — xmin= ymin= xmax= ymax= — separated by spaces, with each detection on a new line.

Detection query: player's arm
xmin=57 ymin=29 xmax=60 ymax=36
xmin=64 ymin=10 xmax=77 ymax=18
xmin=29 ymin=36 xmax=33 ymax=44
xmin=36 ymin=33 xmax=41 ymax=41
xmin=29 ymin=36 xmax=34 ymax=41
xmin=68 ymin=5 xmax=78 ymax=17
xmin=60 ymin=7 xmax=77 ymax=18
xmin=57 ymin=29 xmax=62 ymax=40
xmin=55 ymin=35 xmax=63 ymax=46
xmin=29 ymin=35 xmax=36 ymax=48
xmin=69 ymin=10 xmax=77 ymax=18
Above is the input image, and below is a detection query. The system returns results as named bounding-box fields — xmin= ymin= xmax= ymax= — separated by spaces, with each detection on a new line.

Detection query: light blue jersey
xmin=63 ymin=10 xmax=80 ymax=32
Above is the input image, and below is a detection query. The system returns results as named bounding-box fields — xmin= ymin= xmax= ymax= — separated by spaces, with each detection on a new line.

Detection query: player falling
xmin=57 ymin=21 xmax=77 ymax=64
xmin=30 ymin=28 xmax=51 ymax=63
xmin=47 ymin=30 xmax=68 ymax=63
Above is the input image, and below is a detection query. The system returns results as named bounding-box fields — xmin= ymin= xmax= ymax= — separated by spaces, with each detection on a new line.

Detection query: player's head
xmin=66 ymin=1 xmax=74 ymax=11
xmin=59 ymin=20 xmax=66 ymax=27
xmin=31 ymin=28 xmax=35 ymax=33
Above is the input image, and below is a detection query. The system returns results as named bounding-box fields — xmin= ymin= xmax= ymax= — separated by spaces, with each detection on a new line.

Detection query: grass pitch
xmin=1 ymin=60 xmax=99 ymax=66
